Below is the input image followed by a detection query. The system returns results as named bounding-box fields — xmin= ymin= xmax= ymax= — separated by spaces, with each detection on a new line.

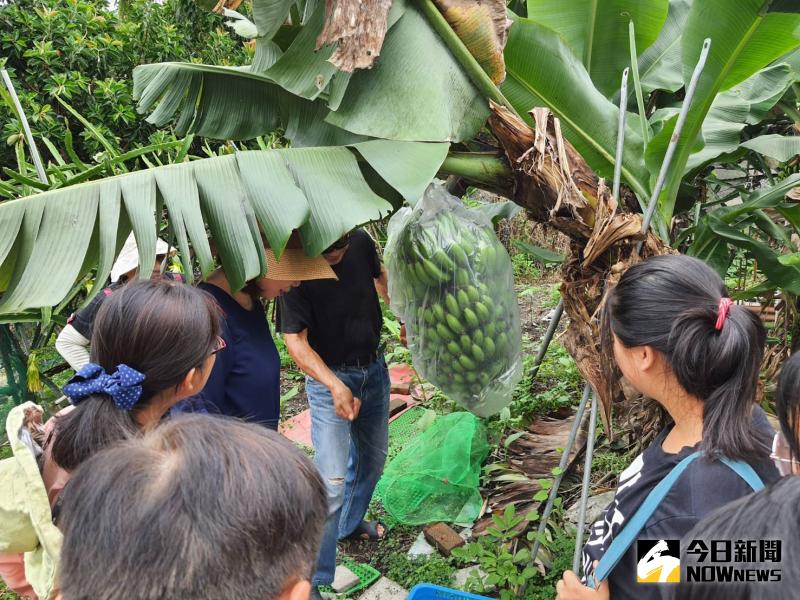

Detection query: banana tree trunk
xmin=484 ymin=101 xmax=673 ymax=434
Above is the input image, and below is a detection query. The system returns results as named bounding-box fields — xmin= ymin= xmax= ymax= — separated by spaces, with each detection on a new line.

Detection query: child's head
xmin=604 ymin=255 xmax=767 ymax=461
xmin=57 ymin=415 xmax=327 ymax=600
xmin=53 ymin=279 xmax=220 ymax=470
xmin=775 ymin=351 xmax=800 ymax=473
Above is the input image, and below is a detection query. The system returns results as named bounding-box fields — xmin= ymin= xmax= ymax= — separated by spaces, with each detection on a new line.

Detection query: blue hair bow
xmin=63 ymin=363 xmax=146 ymax=411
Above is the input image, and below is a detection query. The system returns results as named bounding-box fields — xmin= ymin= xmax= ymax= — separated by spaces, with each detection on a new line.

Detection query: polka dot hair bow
xmin=64 ymin=363 xmax=146 ymax=411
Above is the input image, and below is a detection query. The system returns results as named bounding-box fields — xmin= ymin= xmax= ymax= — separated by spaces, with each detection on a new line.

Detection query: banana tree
xmin=2 ymin=0 xmax=799 ymax=421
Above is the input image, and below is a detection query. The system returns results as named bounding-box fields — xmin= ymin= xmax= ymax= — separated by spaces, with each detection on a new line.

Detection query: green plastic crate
xmin=319 ymin=558 xmax=381 ymax=597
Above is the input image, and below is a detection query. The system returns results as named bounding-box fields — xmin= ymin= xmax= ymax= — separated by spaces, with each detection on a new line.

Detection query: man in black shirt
xmin=278 ymin=229 xmax=397 ymax=595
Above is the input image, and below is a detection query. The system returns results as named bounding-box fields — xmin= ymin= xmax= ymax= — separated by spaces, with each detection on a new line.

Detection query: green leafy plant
xmin=385 ymin=553 xmax=456 ymax=590
xmin=452 ymin=505 xmax=539 ymax=599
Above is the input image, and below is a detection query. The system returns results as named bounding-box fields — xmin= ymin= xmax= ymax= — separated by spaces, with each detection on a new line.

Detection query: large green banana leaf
xmin=741 ymin=135 xmax=800 ymax=163
xmin=635 ymin=0 xmax=691 ymax=95
xmin=658 ymin=0 xmax=800 ymax=224
xmin=501 ymin=14 xmax=651 ymax=203
xmin=0 ymin=141 xmax=448 ymax=314
xmin=645 ymin=62 xmax=797 ymax=176
xmin=134 ymin=1 xmax=486 ymax=144
xmin=526 ymin=0 xmax=669 ymax=98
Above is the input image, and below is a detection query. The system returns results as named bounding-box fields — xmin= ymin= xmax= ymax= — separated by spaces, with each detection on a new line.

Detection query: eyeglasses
xmin=210 ymin=336 xmax=227 ymax=356
xmin=323 ymin=233 xmax=352 ymax=254
xmin=770 ymin=432 xmax=797 ymax=476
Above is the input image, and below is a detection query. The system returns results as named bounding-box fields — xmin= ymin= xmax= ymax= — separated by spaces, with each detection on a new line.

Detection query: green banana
xmin=449 ymin=242 xmax=470 ymax=267
xmin=472 ymin=329 xmax=484 ymax=346
xmin=463 ymin=308 xmax=479 ymax=329
xmin=465 ymin=372 xmax=478 ymax=383
xmin=420 ymin=259 xmax=446 ymax=284
xmin=484 ymin=337 xmax=496 ymax=359
xmin=436 ymin=323 xmax=454 ymax=342
xmin=447 ymin=341 xmax=460 ymax=355
xmin=432 ymin=304 xmax=445 ymax=322
xmin=474 ymin=302 xmax=491 ymax=321
xmin=457 ymin=289 xmax=470 ymax=311
xmin=471 ymin=344 xmax=486 ymax=363
xmin=455 ymin=269 xmax=470 ymax=286
xmin=444 ymin=293 xmax=459 ymax=315
xmin=432 ymin=249 xmax=456 ymax=273
xmin=459 ymin=355 xmax=477 ymax=370
xmin=466 ymin=286 xmax=481 ymax=303
xmin=445 ymin=314 xmax=465 ymax=334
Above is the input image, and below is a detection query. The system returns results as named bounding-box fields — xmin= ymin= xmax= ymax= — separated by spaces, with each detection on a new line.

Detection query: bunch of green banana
xmin=386 ymin=205 xmax=521 ymax=415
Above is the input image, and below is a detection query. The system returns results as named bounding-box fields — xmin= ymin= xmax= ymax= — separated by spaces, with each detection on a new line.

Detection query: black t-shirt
xmin=277 ymin=229 xmax=382 ymax=366
xmin=582 ymin=406 xmax=779 ymax=600
xmin=68 ymin=272 xmax=184 ymax=338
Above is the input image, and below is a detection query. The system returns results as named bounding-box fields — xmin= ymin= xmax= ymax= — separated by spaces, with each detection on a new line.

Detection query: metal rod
xmin=613 ymin=69 xmax=629 ymax=204
xmin=520 ymin=383 xmax=592 ymax=596
xmin=1 ymin=68 xmax=48 ymax=185
xmin=521 ymin=68 xmax=631 ymax=590
xmin=572 ymin=388 xmax=600 ymax=572
xmin=530 ymin=299 xmax=564 ymax=377
xmin=637 ymin=38 xmax=711 ymax=250
xmin=570 ymin=67 xmax=631 ymax=577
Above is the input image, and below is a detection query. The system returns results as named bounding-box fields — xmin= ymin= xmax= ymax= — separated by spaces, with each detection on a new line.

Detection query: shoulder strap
xmin=719 ymin=457 xmax=765 ymax=492
xmin=589 ymin=451 xmax=702 ymax=586
xmin=589 ymin=451 xmax=765 ymax=587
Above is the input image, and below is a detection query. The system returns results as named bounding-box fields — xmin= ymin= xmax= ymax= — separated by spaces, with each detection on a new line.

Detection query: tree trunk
xmin=486 ymin=101 xmax=674 ymax=435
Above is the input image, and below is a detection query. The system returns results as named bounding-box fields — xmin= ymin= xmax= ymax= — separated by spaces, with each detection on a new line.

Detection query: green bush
xmin=0 ymin=0 xmax=250 ymax=165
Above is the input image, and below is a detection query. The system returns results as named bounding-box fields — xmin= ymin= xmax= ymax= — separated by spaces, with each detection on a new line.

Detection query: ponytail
xmin=52 ymin=279 xmax=220 ymax=471
xmin=668 ymin=303 xmax=767 ymax=461
xmin=606 ymin=255 xmax=770 ymax=462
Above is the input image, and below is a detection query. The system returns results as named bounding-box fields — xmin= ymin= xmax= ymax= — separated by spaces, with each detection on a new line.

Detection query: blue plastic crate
xmin=407 ymin=584 xmax=492 ymax=599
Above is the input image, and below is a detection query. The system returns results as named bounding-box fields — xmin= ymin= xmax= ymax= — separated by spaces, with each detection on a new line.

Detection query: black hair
xmin=604 ymin=254 xmax=769 ymax=462
xmin=57 ymin=415 xmax=327 ymax=600
xmin=669 ymin=476 xmax=800 ymax=600
xmin=777 ymin=351 xmax=800 ymax=463
xmin=51 ymin=279 xmax=220 ymax=470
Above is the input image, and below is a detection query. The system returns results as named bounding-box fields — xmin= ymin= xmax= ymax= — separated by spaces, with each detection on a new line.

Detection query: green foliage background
xmin=0 ymin=0 xmax=250 ymax=165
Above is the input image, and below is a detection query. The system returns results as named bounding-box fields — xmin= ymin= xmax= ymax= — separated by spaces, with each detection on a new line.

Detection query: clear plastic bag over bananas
xmin=386 ymin=184 xmax=522 ymax=417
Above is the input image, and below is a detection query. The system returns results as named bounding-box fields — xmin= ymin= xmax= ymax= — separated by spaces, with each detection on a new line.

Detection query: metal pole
xmin=1 ymin=68 xmax=47 ymax=185
xmin=530 ymin=299 xmax=564 ymax=377
xmin=572 ymin=389 xmax=600 ymax=572
xmin=520 ymin=69 xmax=630 ymax=593
xmin=526 ymin=384 xmax=591 ymax=567
xmin=612 ymin=69 xmax=629 ymax=204
xmin=637 ymin=38 xmax=711 ymax=250
xmin=569 ymin=67 xmax=630 ymax=576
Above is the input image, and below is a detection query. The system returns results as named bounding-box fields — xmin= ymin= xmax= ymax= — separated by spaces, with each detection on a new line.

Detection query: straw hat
xmin=265 ymin=248 xmax=337 ymax=281
xmin=111 ymin=233 xmax=173 ymax=283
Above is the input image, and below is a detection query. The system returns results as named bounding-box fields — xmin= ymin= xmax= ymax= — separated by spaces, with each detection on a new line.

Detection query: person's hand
xmin=399 ymin=323 xmax=407 ymax=347
xmin=555 ymin=568 xmax=609 ymax=600
xmin=331 ymin=381 xmax=361 ymax=421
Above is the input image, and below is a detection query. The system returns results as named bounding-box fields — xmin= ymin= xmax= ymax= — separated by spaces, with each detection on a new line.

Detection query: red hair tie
xmin=715 ymin=297 xmax=733 ymax=331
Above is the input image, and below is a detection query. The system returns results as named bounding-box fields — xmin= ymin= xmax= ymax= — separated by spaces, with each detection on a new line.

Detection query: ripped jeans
xmin=306 ymin=357 xmax=390 ymax=586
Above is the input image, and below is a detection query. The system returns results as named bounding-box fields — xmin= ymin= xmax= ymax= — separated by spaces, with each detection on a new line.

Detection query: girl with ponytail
xmin=556 ymin=255 xmax=779 ymax=600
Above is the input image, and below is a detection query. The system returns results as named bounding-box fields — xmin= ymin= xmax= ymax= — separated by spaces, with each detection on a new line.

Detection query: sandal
xmin=342 ymin=520 xmax=387 ymax=541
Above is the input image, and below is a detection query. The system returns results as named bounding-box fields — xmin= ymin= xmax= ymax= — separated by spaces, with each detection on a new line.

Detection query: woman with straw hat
xmin=181 ymin=234 xmax=336 ymax=430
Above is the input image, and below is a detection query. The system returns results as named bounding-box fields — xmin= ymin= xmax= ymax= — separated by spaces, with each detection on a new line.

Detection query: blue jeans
xmin=307 ymin=357 xmax=390 ymax=586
